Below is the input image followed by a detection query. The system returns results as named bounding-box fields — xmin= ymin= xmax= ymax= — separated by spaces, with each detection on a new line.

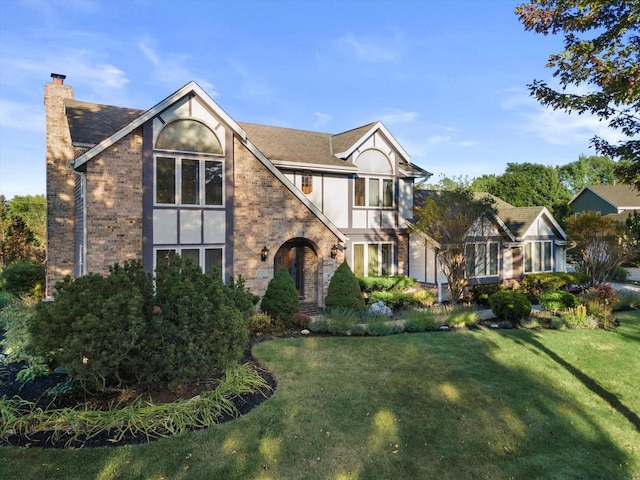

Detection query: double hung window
xmin=155 ymin=247 xmax=223 ymax=277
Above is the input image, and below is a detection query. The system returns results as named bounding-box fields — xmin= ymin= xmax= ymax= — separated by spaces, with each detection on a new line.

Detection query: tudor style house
xmin=45 ymin=74 xmax=431 ymax=308
xmin=409 ymin=192 xmax=568 ymax=299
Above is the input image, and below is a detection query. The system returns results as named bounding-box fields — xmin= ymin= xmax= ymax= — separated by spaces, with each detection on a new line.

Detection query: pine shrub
xmin=1 ymin=259 xmax=45 ymax=297
xmin=260 ymin=269 xmax=299 ymax=323
xmin=325 ymin=262 xmax=366 ymax=312
xmin=489 ymin=290 xmax=532 ymax=323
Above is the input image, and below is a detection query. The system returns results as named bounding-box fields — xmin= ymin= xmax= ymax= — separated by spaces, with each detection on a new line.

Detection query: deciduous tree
xmin=412 ymin=189 xmax=496 ymax=304
xmin=559 ymin=154 xmax=621 ymax=193
xmin=516 ymin=1 xmax=640 ymax=189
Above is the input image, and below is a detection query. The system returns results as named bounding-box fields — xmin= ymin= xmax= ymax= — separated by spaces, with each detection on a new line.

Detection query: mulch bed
xmin=0 ymin=335 xmax=282 ymax=449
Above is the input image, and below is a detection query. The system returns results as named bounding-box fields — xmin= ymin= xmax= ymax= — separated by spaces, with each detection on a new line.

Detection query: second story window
xmin=154 ymin=119 xmax=224 ymax=206
xmin=354 ymin=177 xmax=394 ymax=207
xmin=301 ymin=172 xmax=313 ymax=194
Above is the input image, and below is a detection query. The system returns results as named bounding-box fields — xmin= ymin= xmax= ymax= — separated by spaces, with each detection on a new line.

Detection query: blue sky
xmin=0 ymin=0 xmax=624 ymax=199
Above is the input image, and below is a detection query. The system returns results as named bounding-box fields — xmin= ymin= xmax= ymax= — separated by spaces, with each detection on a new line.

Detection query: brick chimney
xmin=45 ymin=73 xmax=75 ymax=295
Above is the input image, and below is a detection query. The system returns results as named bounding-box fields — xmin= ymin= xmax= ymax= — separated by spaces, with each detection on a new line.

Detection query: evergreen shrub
xmin=30 ymin=258 xmax=254 ymax=391
xmin=260 ymin=269 xmax=299 ymax=323
xmin=489 ymin=290 xmax=532 ymax=323
xmin=358 ymin=276 xmax=417 ymax=293
xmin=325 ymin=262 xmax=366 ymax=312
xmin=539 ymin=290 xmax=579 ymax=312
xmin=1 ymin=259 xmax=45 ymax=297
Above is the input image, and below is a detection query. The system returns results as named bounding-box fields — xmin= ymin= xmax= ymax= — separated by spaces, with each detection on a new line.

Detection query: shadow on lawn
xmin=507 ymin=330 xmax=640 ymax=434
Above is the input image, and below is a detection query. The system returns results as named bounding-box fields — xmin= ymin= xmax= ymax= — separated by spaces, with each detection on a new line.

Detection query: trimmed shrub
xmin=30 ymin=258 xmax=253 ymax=391
xmin=260 ymin=269 xmax=299 ymax=323
xmin=1 ymin=260 xmax=45 ymax=297
xmin=358 ymin=276 xmax=417 ymax=293
xmin=325 ymin=262 xmax=366 ymax=312
xmin=489 ymin=290 xmax=532 ymax=323
xmin=471 ymin=283 xmax=504 ymax=306
xmin=369 ymin=291 xmax=410 ymax=310
xmin=539 ymin=290 xmax=579 ymax=312
xmin=249 ymin=312 xmax=274 ymax=334
xmin=520 ymin=272 xmax=591 ymax=300
xmin=612 ymin=267 xmax=629 ymax=282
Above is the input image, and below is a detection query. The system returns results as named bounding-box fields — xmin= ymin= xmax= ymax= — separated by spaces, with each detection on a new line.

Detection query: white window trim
xmin=524 ymin=240 xmax=553 ymax=273
xmin=354 ymin=175 xmax=394 ymax=209
xmin=352 ymin=242 xmax=395 ymax=277
xmin=154 ymin=154 xmax=225 ymax=208
xmin=466 ymin=241 xmax=499 ymax=278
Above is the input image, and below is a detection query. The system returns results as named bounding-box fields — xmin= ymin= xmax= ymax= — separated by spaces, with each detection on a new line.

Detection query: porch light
xmin=331 ymin=244 xmax=338 ymax=259
xmin=261 ymin=246 xmax=269 ymax=262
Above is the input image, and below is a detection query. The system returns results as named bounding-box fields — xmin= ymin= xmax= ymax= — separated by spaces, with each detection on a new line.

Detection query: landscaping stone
xmin=368 ymin=300 xmax=392 ymax=317
xmin=301 ymin=329 xmax=310 ymax=335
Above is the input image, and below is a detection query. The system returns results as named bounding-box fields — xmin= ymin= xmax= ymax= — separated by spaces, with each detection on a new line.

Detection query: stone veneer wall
xmin=84 ymin=130 xmax=143 ymax=275
xmin=45 ymin=82 xmax=76 ymax=295
xmin=232 ymin=137 xmax=341 ymax=306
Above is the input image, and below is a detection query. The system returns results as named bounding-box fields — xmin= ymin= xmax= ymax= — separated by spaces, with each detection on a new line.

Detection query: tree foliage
xmin=516 ymin=1 xmax=640 ymax=189
xmin=566 ymin=211 xmax=630 ymax=285
xmin=412 ymin=189 xmax=496 ymax=304
xmin=471 ymin=162 xmax=571 ymax=219
xmin=559 ymin=154 xmax=622 ymax=193
xmin=0 ymin=195 xmax=46 ymax=269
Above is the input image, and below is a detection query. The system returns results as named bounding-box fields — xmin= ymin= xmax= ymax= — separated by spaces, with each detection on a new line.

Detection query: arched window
xmin=301 ymin=172 xmax=313 ymax=194
xmin=356 ymin=149 xmax=392 ymax=174
xmin=155 ymin=119 xmax=222 ymax=154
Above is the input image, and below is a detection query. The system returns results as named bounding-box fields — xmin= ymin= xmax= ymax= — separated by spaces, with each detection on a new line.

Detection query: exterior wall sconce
xmin=261 ymin=246 xmax=269 ymax=262
xmin=331 ymin=244 xmax=338 ymax=259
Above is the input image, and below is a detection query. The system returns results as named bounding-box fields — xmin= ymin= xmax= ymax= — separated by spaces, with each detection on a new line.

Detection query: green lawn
xmin=1 ymin=311 xmax=639 ymax=480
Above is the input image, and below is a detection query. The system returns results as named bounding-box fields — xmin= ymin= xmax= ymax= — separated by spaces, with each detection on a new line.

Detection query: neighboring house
xmin=569 ymin=184 xmax=640 ymax=222
xmin=45 ymin=74 xmax=431 ymax=309
xmin=409 ymin=192 xmax=568 ymax=298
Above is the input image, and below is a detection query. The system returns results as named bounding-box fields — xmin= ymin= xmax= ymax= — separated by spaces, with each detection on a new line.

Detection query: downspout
xmin=69 ymin=160 xmax=87 ymax=276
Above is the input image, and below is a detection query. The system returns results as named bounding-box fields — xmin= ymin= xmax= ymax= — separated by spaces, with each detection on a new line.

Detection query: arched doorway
xmin=274 ymin=238 xmax=318 ymax=301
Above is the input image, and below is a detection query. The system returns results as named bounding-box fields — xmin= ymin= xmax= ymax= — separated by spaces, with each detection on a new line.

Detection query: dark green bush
xmin=357 ymin=276 xmax=417 ymax=293
xmin=539 ymin=290 xmax=579 ymax=312
xmin=1 ymin=259 xmax=45 ymax=297
xmin=325 ymin=262 xmax=366 ymax=312
xmin=0 ymin=296 xmax=39 ymax=364
xmin=471 ymin=283 xmax=504 ymax=306
xmin=489 ymin=290 xmax=532 ymax=323
xmin=520 ymin=272 xmax=592 ymax=299
xmin=30 ymin=258 xmax=253 ymax=391
xmin=367 ymin=290 xmax=427 ymax=310
xmin=260 ymin=269 xmax=299 ymax=323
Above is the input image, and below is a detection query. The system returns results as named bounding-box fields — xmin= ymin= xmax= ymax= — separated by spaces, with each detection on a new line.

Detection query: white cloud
xmin=313 ymin=112 xmax=333 ymax=129
xmin=378 ymin=108 xmax=420 ymax=125
xmin=137 ymin=41 xmax=216 ymax=93
xmin=427 ymin=135 xmax=450 ymax=145
xmin=337 ymin=30 xmax=403 ymax=63
xmin=501 ymin=87 xmax=630 ymax=147
xmin=458 ymin=140 xmax=478 ymax=147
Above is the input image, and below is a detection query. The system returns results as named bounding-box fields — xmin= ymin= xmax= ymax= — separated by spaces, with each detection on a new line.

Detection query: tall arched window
xmin=354 ymin=149 xmax=394 ymax=208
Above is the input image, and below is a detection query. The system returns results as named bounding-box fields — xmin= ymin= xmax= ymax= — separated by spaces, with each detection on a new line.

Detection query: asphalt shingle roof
xmin=580 ymin=184 xmax=640 ymax=208
xmin=65 ymin=100 xmax=144 ymax=145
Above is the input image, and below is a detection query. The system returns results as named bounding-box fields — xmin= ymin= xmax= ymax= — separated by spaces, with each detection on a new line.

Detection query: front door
xmin=277 ymin=245 xmax=305 ymax=298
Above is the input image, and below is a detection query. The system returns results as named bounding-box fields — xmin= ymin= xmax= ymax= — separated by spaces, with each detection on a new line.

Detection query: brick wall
xmin=45 ymin=82 xmax=76 ymax=295
xmin=232 ymin=137 xmax=340 ymax=306
xmin=85 ymin=129 xmax=143 ymax=274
